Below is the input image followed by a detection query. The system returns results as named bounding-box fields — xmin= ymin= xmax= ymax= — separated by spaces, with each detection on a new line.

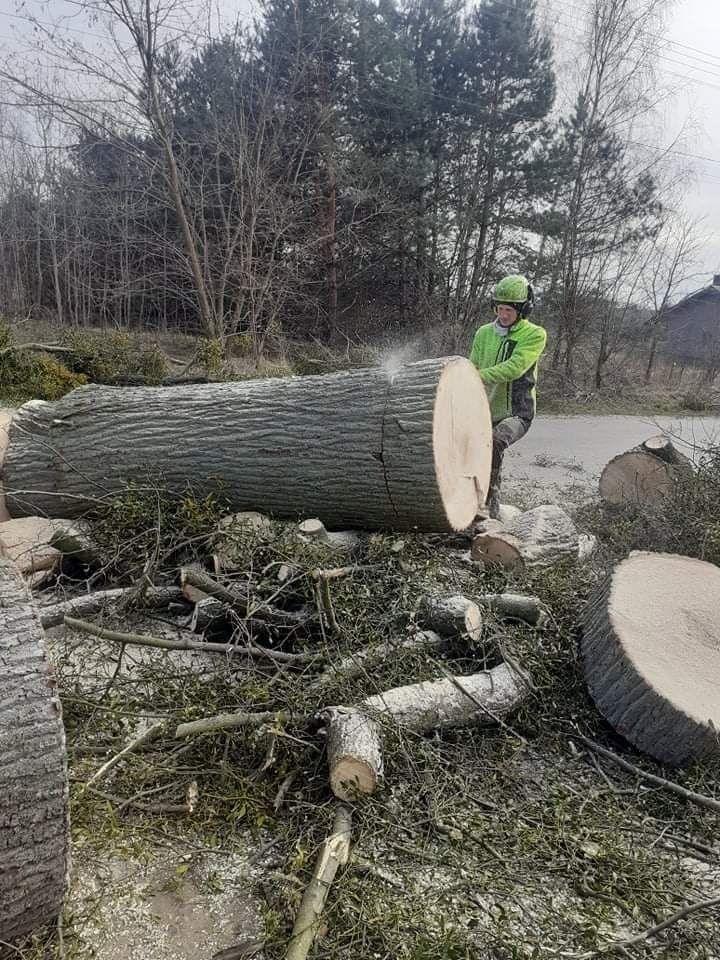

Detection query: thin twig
xmin=85 ymin=720 xmax=167 ymax=788
xmin=64 ymin=615 xmax=318 ymax=665
xmin=589 ymin=895 xmax=720 ymax=955
xmin=175 ymin=709 xmax=293 ymax=740
xmin=577 ymin=735 xmax=720 ymax=815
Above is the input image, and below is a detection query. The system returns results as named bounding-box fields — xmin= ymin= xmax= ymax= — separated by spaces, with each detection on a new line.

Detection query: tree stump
xmin=0 ymin=557 xmax=69 ymax=944
xmin=582 ymin=551 xmax=720 ymax=765
xmin=2 ymin=358 xmax=492 ymax=533
xmin=471 ymin=505 xmax=579 ymax=570
xmin=598 ymin=435 xmax=693 ymax=506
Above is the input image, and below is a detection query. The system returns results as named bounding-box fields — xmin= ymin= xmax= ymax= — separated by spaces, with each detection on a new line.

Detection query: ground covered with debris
xmin=9 ymin=478 xmax=720 ymax=960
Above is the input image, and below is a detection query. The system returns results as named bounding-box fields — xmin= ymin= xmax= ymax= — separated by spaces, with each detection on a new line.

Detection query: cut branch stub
xmin=582 ymin=551 xmax=720 ymax=765
xmin=0 ymin=558 xmax=69 ymax=944
xmin=2 ymin=358 xmax=492 ymax=532
xmin=598 ymin=436 xmax=693 ymax=506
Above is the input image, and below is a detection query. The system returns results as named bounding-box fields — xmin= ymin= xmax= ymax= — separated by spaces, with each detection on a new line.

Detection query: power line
xmin=2 ymin=1 xmax=720 ymax=169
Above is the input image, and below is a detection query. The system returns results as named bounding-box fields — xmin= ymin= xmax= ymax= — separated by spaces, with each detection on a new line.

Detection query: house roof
xmin=665 ymin=277 xmax=720 ymax=315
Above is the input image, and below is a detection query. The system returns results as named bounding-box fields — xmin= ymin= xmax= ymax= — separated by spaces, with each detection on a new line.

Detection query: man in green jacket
xmin=469 ymin=274 xmax=547 ymax=518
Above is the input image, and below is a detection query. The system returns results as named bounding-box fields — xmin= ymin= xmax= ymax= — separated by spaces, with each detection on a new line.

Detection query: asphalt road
xmin=503 ymin=414 xmax=720 ymax=505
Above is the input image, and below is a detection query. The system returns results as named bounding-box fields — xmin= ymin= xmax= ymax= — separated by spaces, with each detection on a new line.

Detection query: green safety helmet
xmin=491 ymin=274 xmax=534 ymax=319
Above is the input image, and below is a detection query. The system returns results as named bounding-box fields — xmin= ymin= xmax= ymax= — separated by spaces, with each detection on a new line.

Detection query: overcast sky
xmin=0 ymin=0 xmax=718 ymax=288
xmin=664 ymin=0 xmax=720 ymax=282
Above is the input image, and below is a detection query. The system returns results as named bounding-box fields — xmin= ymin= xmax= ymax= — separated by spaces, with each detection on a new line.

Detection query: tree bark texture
xmin=582 ymin=551 xmax=720 ymax=766
xmin=0 ymin=558 xmax=69 ymax=944
xmin=2 ymin=358 xmax=492 ymax=532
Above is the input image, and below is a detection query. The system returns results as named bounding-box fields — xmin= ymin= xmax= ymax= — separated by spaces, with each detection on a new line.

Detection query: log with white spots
xmin=471 ymin=505 xmax=579 ymax=570
xmin=325 ymin=663 xmax=527 ymax=800
xmin=582 ymin=551 xmax=720 ymax=766
xmin=0 ymin=557 xmax=69 ymax=944
xmin=1 ymin=358 xmax=492 ymax=532
xmin=598 ymin=435 xmax=693 ymax=506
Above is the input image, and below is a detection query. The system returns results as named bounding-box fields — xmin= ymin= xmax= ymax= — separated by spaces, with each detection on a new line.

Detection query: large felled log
xmin=325 ymin=663 xmax=527 ymax=800
xmin=0 ymin=557 xmax=69 ymax=944
xmin=582 ymin=551 xmax=720 ymax=765
xmin=599 ymin=435 xmax=693 ymax=506
xmin=471 ymin=505 xmax=579 ymax=569
xmin=2 ymin=358 xmax=492 ymax=532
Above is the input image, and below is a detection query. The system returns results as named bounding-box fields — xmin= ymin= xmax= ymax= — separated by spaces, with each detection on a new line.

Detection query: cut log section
xmin=325 ymin=662 xmax=527 ymax=800
xmin=2 ymin=358 xmax=492 ymax=532
xmin=477 ymin=593 xmax=548 ymax=627
xmin=582 ymin=551 xmax=720 ymax=766
xmin=599 ymin=435 xmax=693 ymax=506
xmin=418 ymin=595 xmax=483 ymax=642
xmin=471 ymin=505 xmax=579 ymax=570
xmin=0 ymin=557 xmax=69 ymax=944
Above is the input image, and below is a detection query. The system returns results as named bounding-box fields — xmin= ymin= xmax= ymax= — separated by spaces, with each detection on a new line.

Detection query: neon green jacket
xmin=469 ymin=318 xmax=547 ymax=423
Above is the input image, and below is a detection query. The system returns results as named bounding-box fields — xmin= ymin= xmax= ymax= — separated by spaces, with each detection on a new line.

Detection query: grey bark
xmin=3 ymin=358 xmax=487 ymax=532
xmin=0 ymin=558 xmax=69 ymax=944
xmin=418 ymin=595 xmax=483 ymax=642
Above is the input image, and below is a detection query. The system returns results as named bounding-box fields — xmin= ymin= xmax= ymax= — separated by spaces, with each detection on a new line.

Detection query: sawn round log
xmin=1 ymin=357 xmax=492 ymax=532
xmin=582 ymin=551 xmax=720 ymax=766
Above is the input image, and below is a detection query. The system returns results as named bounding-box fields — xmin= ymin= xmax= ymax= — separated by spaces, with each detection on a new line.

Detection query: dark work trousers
xmin=488 ymin=416 xmax=531 ymax=518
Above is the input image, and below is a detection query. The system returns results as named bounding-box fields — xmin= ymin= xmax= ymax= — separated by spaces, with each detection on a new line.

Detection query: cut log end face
xmin=329 ymin=757 xmax=378 ymax=801
xmin=599 ymin=446 xmax=689 ymax=506
xmin=432 ymin=359 xmax=492 ymax=531
xmin=582 ymin=551 xmax=720 ymax=765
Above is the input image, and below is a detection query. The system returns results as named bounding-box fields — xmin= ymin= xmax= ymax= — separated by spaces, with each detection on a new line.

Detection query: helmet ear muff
xmin=521 ymin=282 xmax=535 ymax=319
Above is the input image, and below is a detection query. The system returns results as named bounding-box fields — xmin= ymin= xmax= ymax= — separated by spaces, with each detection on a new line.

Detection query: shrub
xmin=60 ymin=329 xmax=168 ymax=385
xmin=0 ymin=319 xmax=86 ymax=403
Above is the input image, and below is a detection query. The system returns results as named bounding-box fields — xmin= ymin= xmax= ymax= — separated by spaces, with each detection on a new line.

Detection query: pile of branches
xmin=28 ymin=487 xmax=720 ymax=960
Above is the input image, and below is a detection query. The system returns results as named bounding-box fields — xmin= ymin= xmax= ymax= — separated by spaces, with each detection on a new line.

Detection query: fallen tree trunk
xmin=599 ymin=435 xmax=693 ymax=506
xmin=2 ymin=358 xmax=492 ymax=532
xmin=471 ymin=505 xmax=579 ymax=570
xmin=325 ymin=662 xmax=527 ymax=800
xmin=582 ymin=551 xmax=720 ymax=765
xmin=0 ymin=557 xmax=69 ymax=944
